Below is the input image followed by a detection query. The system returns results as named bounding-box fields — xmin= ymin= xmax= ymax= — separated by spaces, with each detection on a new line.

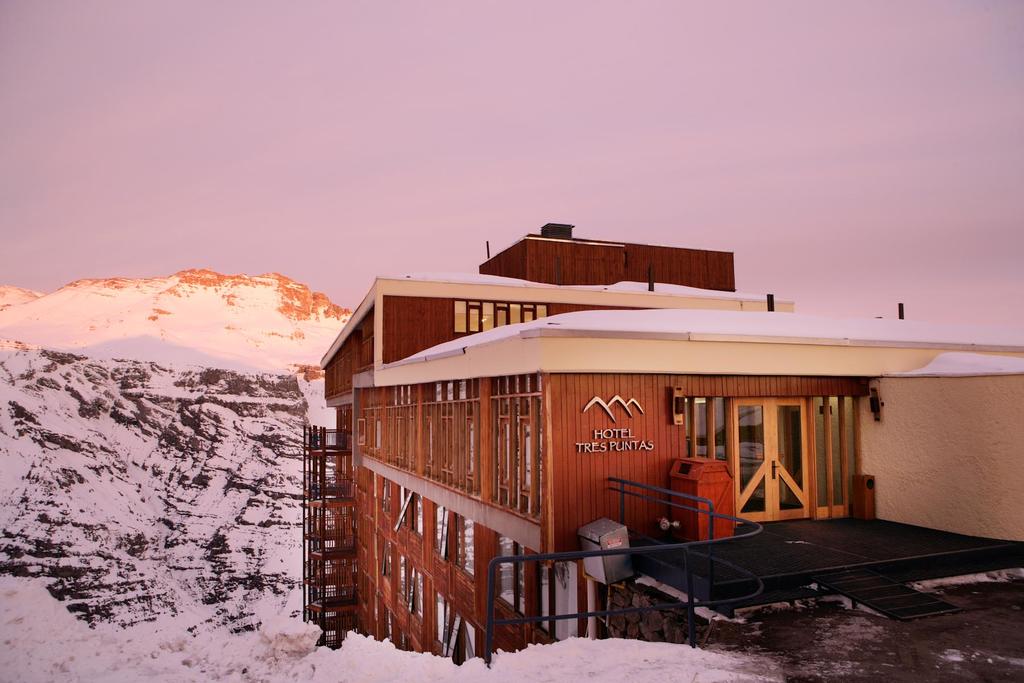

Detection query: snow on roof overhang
xmin=884 ymin=352 xmax=1024 ymax=378
xmin=382 ymin=309 xmax=1024 ymax=371
xmin=318 ymin=273 xmax=792 ymax=368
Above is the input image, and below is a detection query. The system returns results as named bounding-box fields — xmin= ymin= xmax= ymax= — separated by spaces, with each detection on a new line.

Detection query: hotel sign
xmin=576 ymin=395 xmax=655 ymax=453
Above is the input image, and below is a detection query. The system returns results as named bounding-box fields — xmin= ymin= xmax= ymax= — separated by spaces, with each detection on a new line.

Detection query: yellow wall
xmin=859 ymin=374 xmax=1024 ymax=541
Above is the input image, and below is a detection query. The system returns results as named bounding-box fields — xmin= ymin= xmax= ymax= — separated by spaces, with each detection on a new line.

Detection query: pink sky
xmin=1 ymin=1 xmax=1022 ymax=324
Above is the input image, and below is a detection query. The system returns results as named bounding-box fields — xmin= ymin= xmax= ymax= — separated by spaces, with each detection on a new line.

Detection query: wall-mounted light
xmin=671 ymin=387 xmax=685 ymax=425
xmin=869 ymin=387 xmax=883 ymax=422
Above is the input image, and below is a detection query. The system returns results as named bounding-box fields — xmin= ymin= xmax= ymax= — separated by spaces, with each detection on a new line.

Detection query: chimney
xmin=539 ymin=223 xmax=574 ymax=240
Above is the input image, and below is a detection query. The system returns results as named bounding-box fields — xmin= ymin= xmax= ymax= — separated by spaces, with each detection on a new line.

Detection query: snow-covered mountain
xmin=0 ymin=270 xmax=350 ymax=635
xmin=0 ymin=341 xmax=315 ymax=631
xmin=0 ymin=285 xmax=43 ymax=311
xmin=0 ymin=270 xmax=350 ymax=372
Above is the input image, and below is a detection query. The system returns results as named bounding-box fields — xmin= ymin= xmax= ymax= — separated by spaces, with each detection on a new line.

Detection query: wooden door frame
xmin=731 ymin=397 xmax=811 ymax=522
xmin=812 ymin=396 xmax=853 ymax=519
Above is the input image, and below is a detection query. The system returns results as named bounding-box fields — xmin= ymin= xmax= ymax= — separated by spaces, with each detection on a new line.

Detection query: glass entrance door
xmin=733 ymin=399 xmax=810 ymax=522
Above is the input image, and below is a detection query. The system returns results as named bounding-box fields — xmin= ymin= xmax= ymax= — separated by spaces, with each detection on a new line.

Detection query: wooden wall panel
xmin=478 ymin=239 xmax=528 ymax=281
xmin=382 ymin=296 xmax=454 ymax=364
xmin=478 ymin=235 xmax=736 ymax=291
xmin=525 ymin=238 xmax=624 ymax=286
xmin=623 ymin=243 xmax=735 ymax=292
xmin=381 ymin=296 xmax=643 ymax=365
xmin=547 ymin=374 xmax=686 ymax=550
xmin=545 ymin=373 xmax=869 ymax=550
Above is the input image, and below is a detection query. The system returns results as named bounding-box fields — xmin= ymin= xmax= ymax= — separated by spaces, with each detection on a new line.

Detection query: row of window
xmin=454 ymin=300 xmax=549 ymax=334
xmin=360 ymin=377 xmax=542 ymax=518
xmin=368 ymin=472 xmax=576 ymax=658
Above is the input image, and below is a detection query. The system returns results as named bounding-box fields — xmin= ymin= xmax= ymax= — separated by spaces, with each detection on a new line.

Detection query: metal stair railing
xmin=483 ymin=477 xmax=764 ymax=667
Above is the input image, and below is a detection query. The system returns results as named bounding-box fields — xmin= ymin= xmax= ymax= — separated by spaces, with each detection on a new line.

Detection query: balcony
xmin=304 ymin=427 xmax=352 ymax=452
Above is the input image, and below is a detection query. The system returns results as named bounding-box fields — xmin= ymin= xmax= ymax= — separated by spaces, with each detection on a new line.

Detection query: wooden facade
xmin=325 ymin=309 xmax=375 ymax=400
xmin=545 ymin=374 xmax=869 ymax=550
xmin=310 ymin=230 xmax=879 ymax=658
xmin=346 ymin=370 xmax=869 ymax=656
xmin=380 ymin=295 xmax=644 ymax=365
xmin=479 ymin=235 xmax=736 ymax=291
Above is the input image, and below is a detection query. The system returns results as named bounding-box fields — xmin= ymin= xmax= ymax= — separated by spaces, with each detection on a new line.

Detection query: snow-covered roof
xmin=391 ymin=308 xmax=1024 ymax=367
xmin=885 ymin=352 xmax=1024 ymax=377
xmin=383 ymin=272 xmax=781 ymax=303
xmin=320 ymin=272 xmax=788 ymax=367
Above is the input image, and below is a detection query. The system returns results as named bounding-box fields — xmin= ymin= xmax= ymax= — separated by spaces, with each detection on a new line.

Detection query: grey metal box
xmin=577 ymin=518 xmax=633 ymax=584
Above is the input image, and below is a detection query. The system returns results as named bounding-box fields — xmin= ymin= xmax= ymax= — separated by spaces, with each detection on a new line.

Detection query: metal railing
xmin=483 ymin=477 xmax=765 ymax=666
xmin=304 ymin=426 xmax=352 ymax=452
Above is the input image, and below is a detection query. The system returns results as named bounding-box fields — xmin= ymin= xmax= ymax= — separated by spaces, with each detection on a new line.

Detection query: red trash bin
xmin=669 ymin=458 xmax=735 ymax=541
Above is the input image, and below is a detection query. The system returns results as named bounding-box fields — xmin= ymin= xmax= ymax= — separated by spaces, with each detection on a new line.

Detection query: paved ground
xmin=706 ymin=574 xmax=1024 ymax=682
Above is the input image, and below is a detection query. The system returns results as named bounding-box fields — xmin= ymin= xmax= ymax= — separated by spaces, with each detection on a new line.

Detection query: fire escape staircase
xmin=303 ymin=426 xmax=359 ymax=648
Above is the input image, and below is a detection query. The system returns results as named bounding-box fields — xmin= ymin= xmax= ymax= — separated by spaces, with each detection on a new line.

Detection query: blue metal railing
xmin=483 ymin=477 xmax=764 ymax=666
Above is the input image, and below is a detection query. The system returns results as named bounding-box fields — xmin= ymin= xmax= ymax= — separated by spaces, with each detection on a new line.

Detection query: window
xmin=400 ymin=556 xmax=421 ymax=616
xmin=394 ymin=487 xmax=412 ymax=532
xmin=414 ymin=571 xmax=423 ymax=617
xmin=713 ymin=397 xmax=726 ymax=460
xmin=399 ymin=555 xmax=407 ymax=602
xmin=382 ymin=479 xmax=392 ymax=515
xmin=380 ymin=539 xmax=392 ymax=577
xmin=694 ymin=398 xmax=708 ymax=456
xmin=384 ymin=385 xmax=416 ymax=470
xmin=436 ymin=505 xmax=450 ymax=559
xmin=537 ymin=563 xmax=552 ymax=633
xmin=814 ymin=396 xmax=857 ymax=514
xmin=457 ymin=516 xmax=474 ymax=575
xmin=436 ymin=593 xmax=450 ymax=647
xmin=493 ymin=374 xmax=543 ymax=518
xmin=682 ymin=396 xmax=727 ymax=461
xmin=424 ymin=379 xmax=480 ymax=495
xmin=454 ymin=301 xmax=467 ymax=333
xmin=412 ymin=494 xmax=423 ymax=535
xmin=482 ymin=302 xmax=494 ymax=330
xmin=496 ymin=536 xmax=527 ymax=615
xmin=453 ymin=299 xmax=549 ymax=334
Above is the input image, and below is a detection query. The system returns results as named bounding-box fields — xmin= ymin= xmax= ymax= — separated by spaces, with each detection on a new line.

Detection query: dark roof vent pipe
xmin=539 ymin=223 xmax=575 ymax=239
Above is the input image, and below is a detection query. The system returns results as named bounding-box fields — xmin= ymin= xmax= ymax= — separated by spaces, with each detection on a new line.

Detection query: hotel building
xmin=302 ymin=224 xmax=1024 ymax=656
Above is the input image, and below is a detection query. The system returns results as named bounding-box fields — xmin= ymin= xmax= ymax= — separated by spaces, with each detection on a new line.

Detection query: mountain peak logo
xmin=583 ymin=395 xmax=645 ymax=422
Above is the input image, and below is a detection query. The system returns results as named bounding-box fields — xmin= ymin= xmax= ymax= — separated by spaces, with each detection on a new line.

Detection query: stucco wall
xmin=859 ymin=374 xmax=1024 ymax=541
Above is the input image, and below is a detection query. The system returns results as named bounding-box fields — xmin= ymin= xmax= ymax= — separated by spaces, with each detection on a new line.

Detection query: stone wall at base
xmin=605 ymin=581 xmax=699 ymax=644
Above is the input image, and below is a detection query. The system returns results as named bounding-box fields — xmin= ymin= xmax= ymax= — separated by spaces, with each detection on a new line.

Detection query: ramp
xmin=813 ymin=568 xmax=961 ymax=620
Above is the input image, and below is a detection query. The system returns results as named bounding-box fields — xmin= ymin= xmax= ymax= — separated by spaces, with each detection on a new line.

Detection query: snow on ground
xmin=0 ymin=577 xmax=779 ymax=683
xmin=909 ymin=568 xmax=1024 ymax=590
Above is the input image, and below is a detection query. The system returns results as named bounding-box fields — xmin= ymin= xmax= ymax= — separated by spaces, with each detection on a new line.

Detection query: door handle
xmin=771 ymin=460 xmax=778 ymax=480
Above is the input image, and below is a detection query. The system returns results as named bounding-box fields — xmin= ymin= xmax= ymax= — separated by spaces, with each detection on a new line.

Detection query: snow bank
xmin=0 ymin=577 xmax=778 ymax=683
xmin=909 ymin=568 xmax=1024 ymax=590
